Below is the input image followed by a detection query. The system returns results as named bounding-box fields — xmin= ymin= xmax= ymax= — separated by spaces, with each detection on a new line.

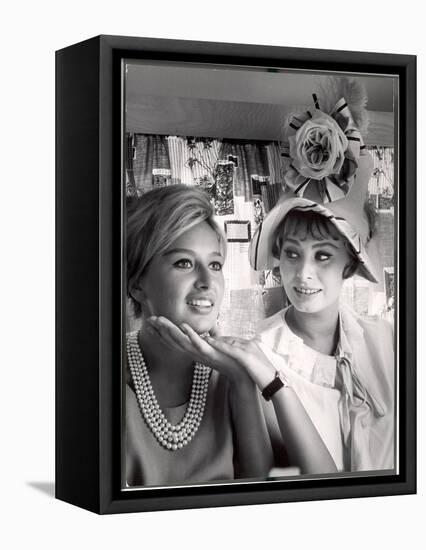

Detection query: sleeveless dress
xmin=126 ymin=366 xmax=236 ymax=487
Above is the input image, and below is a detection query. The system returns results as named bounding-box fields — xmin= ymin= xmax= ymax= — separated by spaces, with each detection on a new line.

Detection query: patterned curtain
xmin=166 ymin=136 xmax=195 ymax=185
xmin=368 ymin=146 xmax=394 ymax=208
xmin=366 ymin=146 xmax=395 ymax=320
xmin=266 ymin=143 xmax=285 ymax=185
xmin=166 ymin=136 xmax=222 ymax=186
xmin=219 ymin=140 xmax=270 ymax=199
xmin=126 ymin=134 xmax=171 ymax=196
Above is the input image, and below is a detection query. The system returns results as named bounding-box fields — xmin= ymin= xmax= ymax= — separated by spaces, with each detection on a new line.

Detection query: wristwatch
xmin=261 ymin=370 xmax=290 ymax=401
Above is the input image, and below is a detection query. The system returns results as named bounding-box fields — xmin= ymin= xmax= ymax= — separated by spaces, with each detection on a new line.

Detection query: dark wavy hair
xmin=271 ymin=204 xmax=376 ymax=280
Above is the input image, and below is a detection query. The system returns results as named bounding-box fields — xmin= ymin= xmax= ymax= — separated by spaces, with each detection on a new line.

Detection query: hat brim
xmin=249 ymin=197 xmax=379 ymax=284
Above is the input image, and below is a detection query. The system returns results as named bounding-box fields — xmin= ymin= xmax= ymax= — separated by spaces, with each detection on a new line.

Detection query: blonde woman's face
xmin=137 ymin=221 xmax=225 ymax=334
xmin=279 ymin=231 xmax=350 ymax=315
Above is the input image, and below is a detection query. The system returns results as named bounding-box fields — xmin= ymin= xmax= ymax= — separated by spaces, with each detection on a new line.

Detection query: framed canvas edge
xmin=56 ymin=35 xmax=417 ymax=515
xmin=56 ymin=36 xmax=103 ymax=514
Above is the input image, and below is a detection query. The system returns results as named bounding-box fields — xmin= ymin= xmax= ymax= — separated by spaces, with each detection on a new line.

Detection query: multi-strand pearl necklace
xmin=127 ymin=331 xmax=211 ymax=451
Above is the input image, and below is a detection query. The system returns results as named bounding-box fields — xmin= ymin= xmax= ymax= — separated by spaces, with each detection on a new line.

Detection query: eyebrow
xmin=312 ymin=241 xmax=342 ymax=249
xmin=283 ymin=238 xmax=342 ymax=249
xmin=163 ymin=248 xmax=224 ymax=257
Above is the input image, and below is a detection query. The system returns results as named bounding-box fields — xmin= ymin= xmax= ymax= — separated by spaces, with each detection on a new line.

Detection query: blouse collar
xmin=260 ymin=304 xmax=365 ymax=388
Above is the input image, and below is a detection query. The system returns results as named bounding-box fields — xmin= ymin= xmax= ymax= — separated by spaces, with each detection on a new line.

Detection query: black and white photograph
xmin=4 ymin=0 xmax=422 ymax=544
xmin=122 ymin=62 xmax=398 ymax=488
xmin=53 ymin=34 xmax=416 ymax=515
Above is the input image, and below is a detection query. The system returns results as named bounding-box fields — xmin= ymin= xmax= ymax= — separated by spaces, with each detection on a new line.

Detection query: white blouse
xmin=258 ymin=304 xmax=395 ymax=473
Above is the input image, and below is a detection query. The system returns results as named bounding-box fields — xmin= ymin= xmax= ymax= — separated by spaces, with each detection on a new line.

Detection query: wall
xmin=1 ymin=1 xmax=423 ymax=549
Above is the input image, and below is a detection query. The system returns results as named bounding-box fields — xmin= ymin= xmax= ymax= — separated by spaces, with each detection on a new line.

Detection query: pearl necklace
xmin=127 ymin=331 xmax=211 ymax=451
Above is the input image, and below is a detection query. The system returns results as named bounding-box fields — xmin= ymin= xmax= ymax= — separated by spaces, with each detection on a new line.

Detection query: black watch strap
xmin=261 ymin=371 xmax=288 ymax=401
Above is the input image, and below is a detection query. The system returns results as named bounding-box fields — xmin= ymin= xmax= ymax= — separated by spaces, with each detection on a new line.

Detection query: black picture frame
xmin=224 ymin=220 xmax=252 ymax=243
xmin=56 ymin=35 xmax=416 ymax=514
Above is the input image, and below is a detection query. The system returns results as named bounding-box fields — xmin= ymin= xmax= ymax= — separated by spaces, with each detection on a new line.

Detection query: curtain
xmin=126 ymin=134 xmax=171 ymax=195
xmin=368 ymin=145 xmax=394 ymax=208
xmin=266 ymin=142 xmax=285 ymax=185
xmin=219 ymin=140 xmax=270 ymax=200
xmin=167 ymin=136 xmax=222 ymax=186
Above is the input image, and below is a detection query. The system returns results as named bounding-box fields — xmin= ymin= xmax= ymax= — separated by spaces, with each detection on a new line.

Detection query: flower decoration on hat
xmin=281 ymin=77 xmax=369 ymax=203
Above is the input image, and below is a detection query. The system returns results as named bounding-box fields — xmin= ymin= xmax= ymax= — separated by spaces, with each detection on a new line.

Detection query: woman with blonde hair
xmin=126 ymin=184 xmax=272 ymax=486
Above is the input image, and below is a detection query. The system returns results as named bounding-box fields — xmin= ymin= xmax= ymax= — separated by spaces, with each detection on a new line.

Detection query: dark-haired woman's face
xmin=279 ymin=230 xmax=350 ymax=316
xmin=137 ymin=221 xmax=225 ymax=334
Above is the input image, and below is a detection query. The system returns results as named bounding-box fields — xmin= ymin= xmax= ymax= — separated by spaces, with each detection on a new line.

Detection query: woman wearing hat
xmin=247 ymin=147 xmax=394 ymax=473
xmin=151 ymin=79 xmax=394 ymax=474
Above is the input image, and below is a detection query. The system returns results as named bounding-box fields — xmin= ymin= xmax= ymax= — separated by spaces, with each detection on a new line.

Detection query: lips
xmin=187 ymin=298 xmax=214 ymax=307
xmin=186 ymin=295 xmax=215 ymax=313
xmin=294 ymin=287 xmax=321 ymax=296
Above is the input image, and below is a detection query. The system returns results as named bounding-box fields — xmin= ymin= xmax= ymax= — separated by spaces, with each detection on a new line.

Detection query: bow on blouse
xmin=336 ymin=354 xmax=386 ymax=447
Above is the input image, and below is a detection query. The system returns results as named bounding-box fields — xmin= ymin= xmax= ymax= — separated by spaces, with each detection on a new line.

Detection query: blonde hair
xmin=127 ymin=185 xmax=225 ymax=317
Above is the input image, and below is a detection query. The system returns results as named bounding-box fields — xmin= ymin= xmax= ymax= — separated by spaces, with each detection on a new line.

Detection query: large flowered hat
xmin=249 ymin=77 xmax=379 ymax=283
